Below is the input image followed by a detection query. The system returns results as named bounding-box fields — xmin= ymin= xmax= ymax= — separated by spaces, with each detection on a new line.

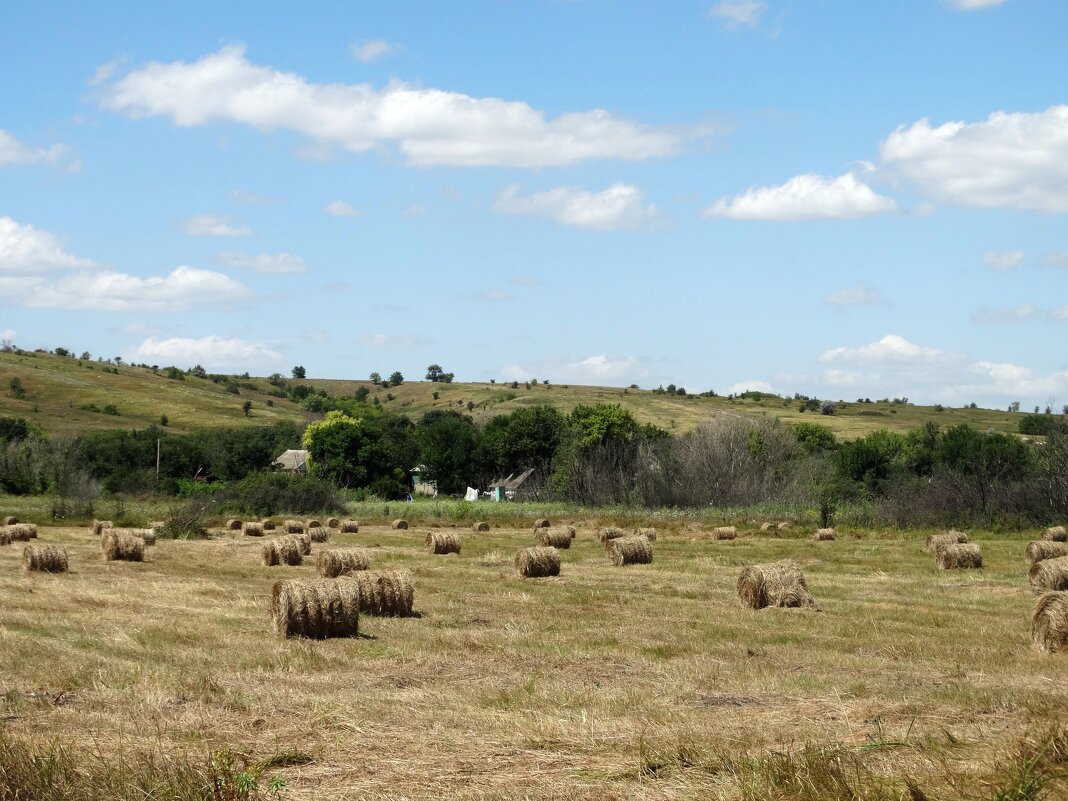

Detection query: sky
xmin=1 ymin=0 xmax=1067 ymax=409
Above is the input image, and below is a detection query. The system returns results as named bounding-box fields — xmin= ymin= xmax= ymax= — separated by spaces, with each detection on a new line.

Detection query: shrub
xmin=220 ymin=472 xmax=343 ymax=516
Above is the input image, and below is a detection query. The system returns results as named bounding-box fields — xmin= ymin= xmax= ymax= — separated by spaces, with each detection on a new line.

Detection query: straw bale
xmin=226 ymin=518 xmax=242 ymax=531
xmin=349 ymin=570 xmax=415 ymax=616
xmin=1044 ymin=526 xmax=1068 ymax=542
xmin=813 ymin=528 xmax=836 ymax=541
xmin=4 ymin=524 xmax=35 ymax=542
xmin=473 ymin=521 xmax=490 ymax=532
xmin=272 ymin=579 xmax=360 ymax=639
xmin=760 ymin=522 xmax=776 ymax=532
xmin=926 ymin=531 xmax=968 ymax=554
xmin=610 ymin=535 xmax=653 ymax=566
xmin=308 ymin=526 xmax=330 ymax=543
xmin=317 ymin=548 xmax=372 ymax=578
xmin=737 ymin=560 xmax=813 ymax=609
xmin=598 ymin=527 xmax=626 ymax=545
xmin=340 ymin=520 xmax=359 ymax=534
xmin=937 ymin=543 xmax=983 ymax=570
xmin=102 ymin=531 xmax=145 ymax=562
xmin=243 ymin=522 xmax=265 ymax=537
xmin=712 ymin=526 xmax=737 ymax=540
xmin=776 ymin=522 xmax=791 ymax=531
xmin=262 ymin=537 xmax=304 ymax=567
xmin=1030 ymin=556 xmax=1068 ymax=593
xmin=1026 ymin=541 xmax=1068 ymax=565
xmin=326 ymin=517 xmax=340 ymax=529
xmin=284 ymin=519 xmax=304 ymax=534
xmin=261 ymin=519 xmax=277 ymax=531
xmin=90 ymin=519 xmax=113 ymax=536
xmin=536 ymin=528 xmax=573 ymax=548
xmin=635 ymin=527 xmax=657 ymax=541
xmin=2 ymin=516 xmax=17 ymax=525
xmin=391 ymin=519 xmax=409 ymax=530
xmin=1032 ymin=591 xmax=1068 ymax=653
xmin=426 ymin=531 xmax=461 ymax=555
xmin=306 ymin=519 xmax=322 ymax=530
xmin=533 ymin=518 xmax=550 ymax=529
xmin=515 ymin=546 xmax=561 ymax=578
xmin=23 ymin=544 xmax=68 ymax=573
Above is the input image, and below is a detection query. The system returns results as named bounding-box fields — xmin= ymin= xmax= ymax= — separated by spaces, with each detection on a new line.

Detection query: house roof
xmin=274 ymin=449 xmax=309 ymax=470
xmin=488 ymin=467 xmax=535 ymax=490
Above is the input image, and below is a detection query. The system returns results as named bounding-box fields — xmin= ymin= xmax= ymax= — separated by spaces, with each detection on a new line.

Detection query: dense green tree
xmin=291 ymin=365 xmax=306 ymax=379
xmin=479 ymin=405 xmax=565 ymax=478
xmin=415 ymin=410 xmax=480 ymax=494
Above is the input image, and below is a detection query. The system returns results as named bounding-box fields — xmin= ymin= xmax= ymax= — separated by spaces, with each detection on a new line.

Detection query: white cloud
xmin=824 ymin=285 xmax=884 ymax=306
xmin=981 ymin=250 xmax=1024 ymax=271
xmin=181 ymin=214 xmax=251 ymax=237
xmin=325 ymin=200 xmax=361 ymax=218
xmin=881 ymin=106 xmax=1068 ymax=213
xmin=228 ymin=188 xmax=278 ymax=206
xmin=499 ymin=354 xmax=646 ymax=384
xmin=101 ymin=45 xmax=689 ymax=168
xmin=214 ymin=252 xmax=308 ymax=273
xmin=124 ymin=335 xmax=282 ymax=371
xmin=1051 ymin=306 xmax=1068 ymax=320
xmin=472 ymin=289 xmax=513 ymax=302
xmin=968 ymin=361 xmax=1068 ymax=399
xmin=1044 ymin=252 xmax=1068 ymax=269
xmin=0 ymin=216 xmax=95 ymax=273
xmin=972 ymin=304 xmax=1039 ymax=323
xmin=703 ymin=172 xmax=897 ymax=221
xmin=819 ymin=334 xmax=962 ymax=367
xmin=724 ymin=379 xmax=777 ymax=395
xmin=494 ymin=183 xmax=660 ymax=230
xmin=0 ymin=130 xmax=70 ymax=169
xmin=708 ymin=1 xmax=765 ymax=28
xmin=357 ymin=333 xmax=429 ymax=349
xmin=946 ymin=0 xmax=1005 ymax=10
xmin=351 ymin=39 xmax=395 ymax=63
xmin=0 ymin=328 xmax=14 ymax=342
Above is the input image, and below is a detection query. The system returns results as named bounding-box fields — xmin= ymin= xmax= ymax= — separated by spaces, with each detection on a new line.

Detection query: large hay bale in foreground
xmin=1044 ymin=526 xmax=1068 ymax=542
xmin=23 ymin=544 xmax=69 ymax=573
xmin=317 ymin=548 xmax=372 ymax=578
xmin=262 ymin=538 xmax=303 ymax=567
xmin=926 ymin=531 xmax=968 ymax=554
xmin=308 ymin=526 xmax=330 ymax=543
xmin=610 ymin=535 xmax=653 ymax=566
xmin=712 ymin=526 xmax=737 ymax=540
xmin=349 ymin=570 xmax=414 ymax=616
xmin=1026 ymin=541 xmax=1068 ymax=565
xmin=340 ymin=520 xmax=359 ymax=534
xmin=391 ymin=519 xmax=409 ymax=530
xmin=1032 ymin=591 xmax=1068 ymax=653
xmin=284 ymin=519 xmax=304 ymax=534
xmin=272 ymin=579 xmax=360 ymax=639
xmin=515 ymin=546 xmax=561 ymax=578
xmin=635 ymin=527 xmax=657 ymax=541
xmin=226 ymin=518 xmax=242 ymax=531
xmin=2 ymin=515 xmax=17 ymax=525
xmin=937 ymin=543 xmax=982 ymax=570
xmin=102 ymin=531 xmax=145 ymax=562
xmin=90 ymin=519 xmax=113 ymax=536
xmin=473 ymin=521 xmax=490 ymax=532
xmin=1030 ymin=556 xmax=1068 ymax=593
xmin=326 ymin=517 xmax=340 ymax=529
xmin=536 ymin=527 xmax=573 ymax=548
xmin=813 ymin=528 xmax=836 ymax=541
xmin=738 ymin=560 xmax=813 ymax=609
xmin=533 ymin=518 xmax=550 ymax=529
xmin=425 ymin=531 xmax=461 ymax=555
xmin=243 ymin=522 xmax=265 ymax=537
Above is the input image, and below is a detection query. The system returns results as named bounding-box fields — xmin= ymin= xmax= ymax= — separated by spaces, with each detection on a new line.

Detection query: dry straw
xmin=926 ymin=531 xmax=968 ymax=554
xmin=760 ymin=522 xmax=776 ymax=533
xmin=306 ymin=518 xmax=322 ymax=530
xmin=0 ymin=529 xmax=10 ymax=546
xmin=610 ymin=535 xmax=653 ymax=566
xmin=635 ymin=527 xmax=657 ymax=541
xmin=3 ymin=524 xmax=36 ymax=542
xmin=426 ymin=531 xmax=462 ymax=554
xmin=712 ymin=526 xmax=737 ymax=540
xmin=261 ymin=519 xmax=277 ymax=531
xmin=738 ymin=560 xmax=814 ymax=609
xmin=149 ymin=521 xmax=165 ymax=532
xmin=284 ymin=519 xmax=304 ymax=534
xmin=598 ymin=527 xmax=625 ymax=546
xmin=776 ymin=522 xmax=791 ymax=531
xmin=1026 ymin=541 xmax=1068 ymax=565
xmin=127 ymin=528 xmax=155 ymax=546
xmin=2 ymin=515 xmax=18 ymax=525
xmin=533 ymin=518 xmax=550 ymax=529
xmin=536 ymin=528 xmax=573 ymax=548
xmin=515 ymin=546 xmax=561 ymax=578
xmin=243 ymin=522 xmax=265 ymax=537
xmin=326 ymin=517 xmax=340 ymax=529
xmin=391 ymin=519 xmax=409 ymax=530
xmin=349 ymin=570 xmax=415 ymax=616
xmin=1044 ymin=526 xmax=1068 ymax=542
xmin=813 ymin=528 xmax=836 ymax=541
xmin=226 ymin=518 xmax=242 ymax=531
xmin=317 ymin=548 xmax=371 ymax=578
xmin=937 ymin=543 xmax=983 ymax=570
xmin=292 ymin=533 xmax=312 ymax=555
xmin=262 ymin=537 xmax=303 ymax=567
xmin=308 ymin=526 xmax=330 ymax=543
xmin=1030 ymin=556 xmax=1068 ymax=593
xmin=90 ymin=519 xmax=113 ymax=536
xmin=473 ymin=521 xmax=490 ymax=532
xmin=23 ymin=544 xmax=68 ymax=573
xmin=102 ymin=531 xmax=145 ymax=562
xmin=1032 ymin=591 xmax=1068 ymax=653
xmin=340 ymin=520 xmax=359 ymax=533
xmin=272 ymin=579 xmax=360 ymax=639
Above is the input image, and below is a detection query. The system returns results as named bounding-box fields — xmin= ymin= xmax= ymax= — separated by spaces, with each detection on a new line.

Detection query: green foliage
xmin=388 ymin=370 xmax=404 ymax=386
xmin=568 ymin=403 xmax=642 ymax=449
xmin=425 ymin=364 xmax=454 ymax=383
xmin=220 ymin=471 xmax=342 ymax=516
xmin=9 ymin=377 xmax=26 ymax=400
xmin=792 ymin=422 xmax=838 ymax=454
xmin=415 ymin=409 xmax=480 ymax=494
xmin=291 ymin=365 xmax=306 ymax=379
xmin=480 ymin=405 xmax=565 ymax=479
xmin=302 ymin=410 xmax=415 ymax=496
xmin=156 ymin=498 xmax=212 ymax=540
xmin=1019 ymin=414 xmax=1068 ymax=436
xmin=0 ymin=416 xmax=32 ymax=443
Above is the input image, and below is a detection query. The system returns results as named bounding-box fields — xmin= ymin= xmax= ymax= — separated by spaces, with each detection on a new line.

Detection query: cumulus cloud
xmin=124 ymin=335 xmax=282 ymax=371
xmin=499 ymin=354 xmax=646 ymax=384
xmin=1045 ymin=252 xmax=1068 ymax=269
xmin=494 ymin=183 xmax=660 ymax=230
xmin=0 ymin=328 xmax=14 ymax=342
xmin=824 ymin=285 xmax=884 ymax=306
xmin=101 ymin=46 xmax=689 ymax=167
xmin=228 ymin=188 xmax=278 ymax=206
xmin=357 ymin=333 xmax=430 ymax=349
xmin=214 ymin=252 xmax=308 ymax=273
xmin=325 ymin=200 xmax=361 ymax=218
xmin=972 ymin=304 xmax=1039 ymax=323
xmin=1051 ymin=305 xmax=1068 ymax=320
xmin=181 ymin=214 xmax=251 ymax=237
xmin=724 ymin=379 xmax=777 ymax=395
xmin=982 ymin=250 xmax=1024 ymax=271
xmin=946 ymin=0 xmax=1005 ymax=10
xmin=708 ymin=0 xmax=765 ymax=28
xmin=351 ymin=39 xmax=395 ymax=63
xmin=0 ymin=130 xmax=71 ymax=169
xmin=0 ymin=216 xmax=95 ymax=273
xmin=703 ymin=172 xmax=897 ymax=221
xmin=819 ymin=334 xmax=963 ymax=367
xmin=880 ymin=106 xmax=1068 ymax=213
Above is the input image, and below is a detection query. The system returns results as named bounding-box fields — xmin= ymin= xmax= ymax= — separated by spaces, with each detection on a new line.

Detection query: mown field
xmin=2 ymin=511 xmax=1066 ymax=800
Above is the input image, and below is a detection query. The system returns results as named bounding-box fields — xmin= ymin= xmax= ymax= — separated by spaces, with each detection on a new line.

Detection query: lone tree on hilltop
xmin=426 ymin=364 xmax=455 ymax=383
xmin=291 ymin=365 xmax=306 ymax=379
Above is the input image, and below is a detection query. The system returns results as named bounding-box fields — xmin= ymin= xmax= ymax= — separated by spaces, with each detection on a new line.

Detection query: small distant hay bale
xmin=226 ymin=518 xmax=242 ymax=531
xmin=536 ymin=528 xmax=572 ymax=548
xmin=610 ymin=536 xmax=653 ymax=566
xmin=926 ymin=531 xmax=968 ymax=554
xmin=391 ymin=519 xmax=409 ymax=530
xmin=937 ymin=543 xmax=982 ymax=570
xmin=326 ymin=517 xmax=340 ymax=529
xmin=23 ymin=544 xmax=68 ymax=573
xmin=813 ymin=528 xmax=836 ymax=541
xmin=776 ymin=522 xmax=791 ymax=531
xmin=533 ymin=518 xmax=550 ymax=529
xmin=426 ymin=531 xmax=461 ymax=554
xmin=1026 ymin=541 xmax=1068 ymax=565
xmin=473 ymin=521 xmax=490 ymax=533
xmin=306 ymin=518 xmax=322 ymax=530
xmin=349 ymin=569 xmax=415 ymax=616
xmin=1032 ymin=591 xmax=1068 ymax=653
xmin=1030 ymin=556 xmax=1068 ymax=594
xmin=262 ymin=537 xmax=303 ymax=567
xmin=261 ymin=519 xmax=276 ymax=531
xmin=272 ymin=579 xmax=360 ymax=639
xmin=243 ymin=522 xmax=265 ymax=537
xmin=515 ymin=546 xmax=561 ymax=578
xmin=340 ymin=520 xmax=359 ymax=534
xmin=317 ymin=548 xmax=371 ymax=578
xmin=712 ymin=526 xmax=737 ymax=540
xmin=308 ymin=526 xmax=330 ymax=543
xmin=90 ymin=519 xmax=113 ymax=536
xmin=635 ymin=527 xmax=657 ymax=541
xmin=284 ymin=519 xmax=304 ymax=534
xmin=1044 ymin=526 xmax=1068 ymax=542
xmin=3 ymin=515 xmax=18 ymax=525
xmin=6 ymin=524 xmax=36 ymax=541
xmin=598 ymin=527 xmax=625 ymax=546
xmin=759 ymin=522 xmax=775 ymax=532
xmin=102 ymin=531 xmax=145 ymax=562
xmin=738 ymin=560 xmax=813 ymax=609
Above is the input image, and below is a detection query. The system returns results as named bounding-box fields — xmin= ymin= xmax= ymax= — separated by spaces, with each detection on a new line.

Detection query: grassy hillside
xmin=0 ymin=348 xmax=1025 ymax=439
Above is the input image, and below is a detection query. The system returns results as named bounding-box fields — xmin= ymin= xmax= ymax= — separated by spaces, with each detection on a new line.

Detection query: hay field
xmin=2 ymin=522 xmax=1067 ymax=799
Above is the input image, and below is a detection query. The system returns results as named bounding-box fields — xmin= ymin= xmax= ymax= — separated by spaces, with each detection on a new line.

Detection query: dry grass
xmin=1030 ymin=556 xmax=1068 ymax=593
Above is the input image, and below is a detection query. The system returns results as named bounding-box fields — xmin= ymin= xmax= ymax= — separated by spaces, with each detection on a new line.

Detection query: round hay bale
xmin=102 ymin=531 xmax=145 ymax=562
xmin=425 ymin=531 xmax=461 ymax=555
xmin=306 ymin=518 xmax=323 ymax=530
xmin=712 ymin=526 xmax=737 ymax=540
xmin=326 ymin=517 xmax=340 ymax=529
xmin=813 ymin=528 xmax=836 ymax=541
xmin=1030 ymin=556 xmax=1068 ymax=593
xmin=759 ymin=522 xmax=776 ymax=532
xmin=937 ymin=543 xmax=982 ymax=570
xmin=226 ymin=518 xmax=242 ymax=531
xmin=317 ymin=548 xmax=372 ymax=578
xmin=127 ymin=528 xmax=155 ymax=546
xmin=272 ymin=579 xmax=360 ymax=639
xmin=262 ymin=537 xmax=303 ymax=567
xmin=243 ymin=522 xmax=265 ymax=537
xmin=0 ymin=529 xmax=11 ymax=546
xmin=340 ymin=520 xmax=360 ymax=534
xmin=90 ymin=519 xmax=113 ymax=536
xmin=926 ymin=531 xmax=968 ymax=554
xmin=261 ymin=519 xmax=277 ymax=531
xmin=1026 ymin=541 xmax=1068 ymax=565
xmin=776 ymin=522 xmax=791 ymax=531
xmin=610 ymin=535 xmax=653 ymax=566
xmin=308 ymin=526 xmax=330 ymax=543
xmin=737 ymin=560 xmax=813 ymax=609
xmin=515 ymin=546 xmax=561 ymax=578
xmin=1044 ymin=526 xmax=1068 ymax=542
xmin=1032 ymin=591 xmax=1068 ymax=653
xmin=284 ymin=519 xmax=304 ymax=534
xmin=23 ymin=544 xmax=68 ymax=573
xmin=3 ymin=515 xmax=18 ymax=525
xmin=391 ymin=519 xmax=409 ymax=530
xmin=5 ymin=524 xmax=35 ymax=542
xmin=598 ymin=527 xmax=625 ymax=546
xmin=349 ymin=569 xmax=414 ymax=616
xmin=533 ymin=518 xmax=550 ymax=529
xmin=473 ymin=521 xmax=490 ymax=533
xmin=293 ymin=533 xmax=312 ymax=555
xmin=635 ymin=527 xmax=657 ymax=541
xmin=535 ymin=528 xmax=572 ymax=548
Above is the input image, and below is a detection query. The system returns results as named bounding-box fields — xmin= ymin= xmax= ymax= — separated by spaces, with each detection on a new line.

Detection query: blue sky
xmin=2 ymin=0 xmax=1066 ymax=408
